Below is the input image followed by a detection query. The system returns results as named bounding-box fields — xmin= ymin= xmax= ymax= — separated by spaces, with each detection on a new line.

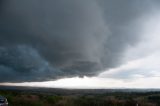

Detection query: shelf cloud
xmin=0 ymin=0 xmax=157 ymax=82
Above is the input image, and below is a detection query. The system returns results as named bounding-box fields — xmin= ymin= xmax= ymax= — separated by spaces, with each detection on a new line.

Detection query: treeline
xmin=0 ymin=90 xmax=160 ymax=106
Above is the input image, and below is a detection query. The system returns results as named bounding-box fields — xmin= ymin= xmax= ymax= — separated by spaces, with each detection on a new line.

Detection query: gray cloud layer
xmin=0 ymin=0 xmax=155 ymax=82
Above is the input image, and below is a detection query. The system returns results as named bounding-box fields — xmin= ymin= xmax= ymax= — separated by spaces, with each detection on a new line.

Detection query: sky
xmin=0 ymin=0 xmax=160 ymax=88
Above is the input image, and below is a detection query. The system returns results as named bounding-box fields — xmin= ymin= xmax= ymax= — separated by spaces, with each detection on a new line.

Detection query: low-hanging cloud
xmin=0 ymin=0 xmax=155 ymax=82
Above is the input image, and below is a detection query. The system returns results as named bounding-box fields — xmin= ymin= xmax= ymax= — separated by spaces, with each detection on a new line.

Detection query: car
xmin=0 ymin=96 xmax=8 ymax=106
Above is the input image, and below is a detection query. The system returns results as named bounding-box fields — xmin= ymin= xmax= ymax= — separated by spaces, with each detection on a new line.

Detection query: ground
xmin=0 ymin=86 xmax=160 ymax=106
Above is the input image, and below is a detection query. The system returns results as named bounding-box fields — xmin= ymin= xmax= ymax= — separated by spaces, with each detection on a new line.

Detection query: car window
xmin=0 ymin=99 xmax=5 ymax=103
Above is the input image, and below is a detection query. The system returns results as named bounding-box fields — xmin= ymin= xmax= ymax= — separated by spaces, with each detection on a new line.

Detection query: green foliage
xmin=0 ymin=90 xmax=159 ymax=106
xmin=45 ymin=95 xmax=62 ymax=104
xmin=148 ymin=95 xmax=160 ymax=105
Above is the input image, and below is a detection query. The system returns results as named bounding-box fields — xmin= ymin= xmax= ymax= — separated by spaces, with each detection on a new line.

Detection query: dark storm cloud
xmin=0 ymin=45 xmax=64 ymax=82
xmin=0 ymin=0 xmax=156 ymax=82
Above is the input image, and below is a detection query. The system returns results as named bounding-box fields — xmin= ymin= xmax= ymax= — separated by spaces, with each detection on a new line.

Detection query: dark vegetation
xmin=0 ymin=86 xmax=160 ymax=106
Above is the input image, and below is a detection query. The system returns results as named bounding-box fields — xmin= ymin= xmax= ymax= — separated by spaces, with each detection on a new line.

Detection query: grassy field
xmin=0 ymin=87 xmax=160 ymax=106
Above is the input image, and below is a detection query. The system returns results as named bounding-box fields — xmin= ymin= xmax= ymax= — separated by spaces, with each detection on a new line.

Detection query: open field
xmin=0 ymin=86 xmax=160 ymax=106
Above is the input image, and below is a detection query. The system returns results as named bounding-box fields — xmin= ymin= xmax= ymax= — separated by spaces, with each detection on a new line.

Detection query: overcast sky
xmin=0 ymin=0 xmax=160 ymax=88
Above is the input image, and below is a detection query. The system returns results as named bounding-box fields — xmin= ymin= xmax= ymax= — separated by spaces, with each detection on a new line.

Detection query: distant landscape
xmin=0 ymin=86 xmax=160 ymax=106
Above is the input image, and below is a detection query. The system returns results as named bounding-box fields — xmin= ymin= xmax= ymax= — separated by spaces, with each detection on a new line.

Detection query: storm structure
xmin=0 ymin=0 xmax=158 ymax=82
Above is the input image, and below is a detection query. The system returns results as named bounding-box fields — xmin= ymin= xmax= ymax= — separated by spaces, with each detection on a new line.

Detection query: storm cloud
xmin=0 ymin=0 xmax=155 ymax=82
